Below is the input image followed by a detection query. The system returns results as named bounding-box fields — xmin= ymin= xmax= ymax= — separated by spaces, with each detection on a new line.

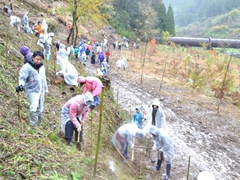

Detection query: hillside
xmin=1 ymin=0 xmax=240 ymax=180
xmin=163 ymin=0 xmax=240 ymax=26
xmin=162 ymin=0 xmax=240 ymax=38
xmin=176 ymin=8 xmax=240 ymax=38
xmin=0 ymin=1 xmax=133 ymax=179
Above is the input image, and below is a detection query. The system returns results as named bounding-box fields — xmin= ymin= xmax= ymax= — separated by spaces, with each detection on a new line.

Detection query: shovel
xmin=76 ymin=130 xmax=81 ymax=151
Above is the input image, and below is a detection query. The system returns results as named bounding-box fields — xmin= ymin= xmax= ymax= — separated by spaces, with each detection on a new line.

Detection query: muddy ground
xmin=84 ymin=47 xmax=240 ymax=180
xmin=2 ymin=0 xmax=239 ymax=178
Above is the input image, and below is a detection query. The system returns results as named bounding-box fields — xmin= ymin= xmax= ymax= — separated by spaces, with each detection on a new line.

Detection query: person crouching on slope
xmin=112 ymin=123 xmax=146 ymax=163
xmin=77 ymin=76 xmax=103 ymax=109
xmin=16 ymin=51 xmax=48 ymax=129
xmin=61 ymin=92 xmax=94 ymax=146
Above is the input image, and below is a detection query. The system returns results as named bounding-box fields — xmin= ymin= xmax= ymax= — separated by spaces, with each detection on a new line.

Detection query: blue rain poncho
xmin=112 ymin=123 xmax=146 ymax=154
xmin=144 ymin=98 xmax=165 ymax=132
xmin=23 ymin=12 xmax=32 ymax=34
xmin=132 ymin=106 xmax=143 ymax=129
xmin=19 ymin=60 xmax=48 ymax=112
xmin=37 ymin=33 xmax=54 ymax=58
xmin=149 ymin=125 xmax=174 ymax=164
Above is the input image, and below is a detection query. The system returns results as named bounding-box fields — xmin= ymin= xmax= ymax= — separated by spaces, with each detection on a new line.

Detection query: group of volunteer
xmin=9 ymin=11 xmax=53 ymax=60
xmin=8 ymin=6 xmax=216 ymax=179
xmin=112 ymin=98 xmax=173 ymax=180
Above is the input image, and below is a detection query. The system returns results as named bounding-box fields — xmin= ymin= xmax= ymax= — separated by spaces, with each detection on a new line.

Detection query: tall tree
xmin=63 ymin=0 xmax=112 ymax=45
xmin=166 ymin=4 xmax=175 ymax=36
xmin=155 ymin=3 xmax=167 ymax=32
xmin=111 ymin=0 xmax=144 ymax=37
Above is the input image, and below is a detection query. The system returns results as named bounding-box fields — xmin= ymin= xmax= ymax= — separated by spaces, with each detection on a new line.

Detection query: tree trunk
xmin=67 ymin=0 xmax=78 ymax=45
xmin=141 ymin=33 xmax=148 ymax=84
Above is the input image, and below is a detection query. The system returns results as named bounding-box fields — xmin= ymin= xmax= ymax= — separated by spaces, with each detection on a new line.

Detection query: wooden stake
xmin=115 ymin=147 xmax=137 ymax=174
xmin=91 ymin=110 xmax=93 ymax=155
xmin=187 ymin=156 xmax=191 ymax=180
xmin=93 ymin=88 xmax=104 ymax=177
xmin=131 ymin=138 xmax=135 ymax=161
xmin=17 ymin=68 xmax=21 ymax=121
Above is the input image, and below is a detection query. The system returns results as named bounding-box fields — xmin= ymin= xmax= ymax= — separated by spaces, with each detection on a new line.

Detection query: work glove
xmin=77 ymin=125 xmax=82 ymax=132
xmin=158 ymin=148 xmax=163 ymax=152
xmin=16 ymin=85 xmax=24 ymax=92
xmin=89 ymin=104 xmax=95 ymax=110
xmin=152 ymin=144 xmax=157 ymax=151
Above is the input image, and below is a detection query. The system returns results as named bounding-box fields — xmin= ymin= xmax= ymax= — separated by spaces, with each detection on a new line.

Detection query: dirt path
xmin=84 ymin=48 xmax=240 ymax=180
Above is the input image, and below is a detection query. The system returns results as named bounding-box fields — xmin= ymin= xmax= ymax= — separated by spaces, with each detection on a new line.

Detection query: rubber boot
xmin=156 ymin=160 xmax=162 ymax=171
xmin=164 ymin=164 xmax=171 ymax=180
xmin=151 ymin=159 xmax=162 ymax=171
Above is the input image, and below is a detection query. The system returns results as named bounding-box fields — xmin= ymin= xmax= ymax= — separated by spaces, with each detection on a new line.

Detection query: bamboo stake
xmin=115 ymin=147 xmax=137 ymax=174
xmin=30 ymin=33 xmax=34 ymax=50
xmin=91 ymin=110 xmax=93 ymax=155
xmin=53 ymin=45 xmax=56 ymax=72
xmin=5 ymin=32 xmax=9 ymax=67
xmin=131 ymin=138 xmax=135 ymax=161
xmin=186 ymin=156 xmax=191 ymax=180
xmin=93 ymin=88 xmax=104 ymax=177
xmin=17 ymin=68 xmax=21 ymax=121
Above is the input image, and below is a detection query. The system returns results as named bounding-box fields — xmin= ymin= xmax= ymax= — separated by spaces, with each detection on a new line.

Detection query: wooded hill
xmin=163 ymin=0 xmax=240 ymax=38
xmin=177 ymin=8 xmax=240 ymax=39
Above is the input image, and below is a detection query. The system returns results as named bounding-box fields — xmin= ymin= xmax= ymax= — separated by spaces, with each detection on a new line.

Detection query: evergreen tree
xmin=166 ymin=4 xmax=175 ymax=36
xmin=155 ymin=3 xmax=167 ymax=32
xmin=111 ymin=0 xmax=142 ymax=37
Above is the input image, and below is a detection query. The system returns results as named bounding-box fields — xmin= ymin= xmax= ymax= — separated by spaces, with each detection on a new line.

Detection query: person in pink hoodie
xmin=78 ymin=76 xmax=103 ymax=109
xmin=61 ymin=92 xmax=94 ymax=146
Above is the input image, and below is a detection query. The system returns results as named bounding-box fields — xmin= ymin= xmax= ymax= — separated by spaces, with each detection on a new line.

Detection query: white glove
xmin=152 ymin=144 xmax=157 ymax=151
xmin=77 ymin=124 xmax=82 ymax=132
xmin=56 ymin=72 xmax=58 ymax=76
xmin=130 ymin=144 xmax=134 ymax=149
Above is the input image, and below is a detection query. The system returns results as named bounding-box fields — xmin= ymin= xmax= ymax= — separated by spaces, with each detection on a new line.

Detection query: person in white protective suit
xmin=103 ymin=38 xmax=108 ymax=48
xmin=96 ymin=45 xmax=102 ymax=54
xmin=81 ymin=51 xmax=86 ymax=66
xmin=23 ymin=12 xmax=33 ymax=34
xmin=37 ymin=33 xmax=54 ymax=60
xmin=56 ymin=55 xmax=78 ymax=86
xmin=111 ymin=123 xmax=146 ymax=163
xmin=149 ymin=125 xmax=174 ymax=180
xmin=61 ymin=92 xmax=94 ymax=146
xmin=57 ymin=43 xmax=69 ymax=65
xmin=16 ymin=51 xmax=48 ymax=129
xmin=41 ymin=19 xmax=48 ymax=34
xmin=10 ymin=14 xmax=21 ymax=32
xmin=116 ymin=56 xmax=127 ymax=70
xmin=144 ymin=98 xmax=165 ymax=132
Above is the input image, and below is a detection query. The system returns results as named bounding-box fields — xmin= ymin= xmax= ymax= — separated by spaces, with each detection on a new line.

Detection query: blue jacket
xmin=132 ymin=111 xmax=143 ymax=129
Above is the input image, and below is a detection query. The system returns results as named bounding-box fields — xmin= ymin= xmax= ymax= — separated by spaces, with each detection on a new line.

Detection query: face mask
xmin=35 ymin=63 xmax=43 ymax=69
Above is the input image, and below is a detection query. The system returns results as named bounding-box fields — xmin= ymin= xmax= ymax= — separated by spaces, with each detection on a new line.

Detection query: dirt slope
xmin=1 ymin=0 xmax=240 ymax=179
xmin=84 ymin=46 xmax=240 ymax=180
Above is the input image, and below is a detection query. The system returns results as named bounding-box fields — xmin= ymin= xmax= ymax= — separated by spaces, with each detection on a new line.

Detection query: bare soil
xmin=85 ymin=46 xmax=240 ymax=180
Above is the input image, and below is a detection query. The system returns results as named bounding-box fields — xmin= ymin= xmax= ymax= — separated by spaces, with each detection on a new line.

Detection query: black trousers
xmin=65 ymin=120 xmax=83 ymax=143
